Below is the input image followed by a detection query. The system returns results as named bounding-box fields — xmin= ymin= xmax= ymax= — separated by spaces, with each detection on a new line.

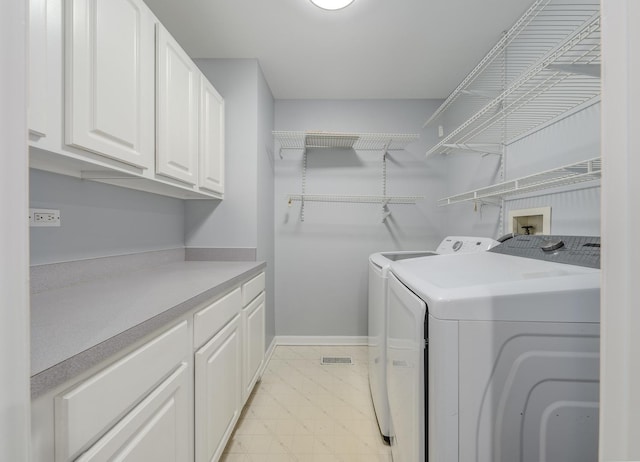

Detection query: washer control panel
xmin=489 ymin=234 xmax=600 ymax=268
xmin=436 ymin=236 xmax=499 ymax=255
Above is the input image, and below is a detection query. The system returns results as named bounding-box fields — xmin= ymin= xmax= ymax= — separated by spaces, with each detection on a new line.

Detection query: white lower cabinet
xmin=241 ymin=273 xmax=266 ymax=402
xmin=195 ymin=314 xmax=242 ymax=462
xmin=53 ymin=321 xmax=190 ymax=462
xmin=243 ymin=293 xmax=265 ymax=400
xmin=31 ymin=271 xmax=266 ymax=462
xmin=75 ymin=363 xmax=190 ymax=462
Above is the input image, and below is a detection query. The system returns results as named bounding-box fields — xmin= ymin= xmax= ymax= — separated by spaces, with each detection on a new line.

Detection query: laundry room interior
xmin=4 ymin=0 xmax=639 ymax=461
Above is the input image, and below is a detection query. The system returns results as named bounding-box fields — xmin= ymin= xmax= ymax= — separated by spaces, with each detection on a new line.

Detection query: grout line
xmin=224 ymin=345 xmax=391 ymax=461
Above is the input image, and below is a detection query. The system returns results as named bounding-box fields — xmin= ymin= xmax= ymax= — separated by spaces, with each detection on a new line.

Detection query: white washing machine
xmin=386 ymin=235 xmax=601 ymax=462
xmin=368 ymin=236 xmax=499 ymax=441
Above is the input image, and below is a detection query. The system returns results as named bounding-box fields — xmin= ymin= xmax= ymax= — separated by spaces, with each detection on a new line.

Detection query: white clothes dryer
xmin=367 ymin=236 xmax=498 ymax=441
xmin=387 ymin=235 xmax=601 ymax=462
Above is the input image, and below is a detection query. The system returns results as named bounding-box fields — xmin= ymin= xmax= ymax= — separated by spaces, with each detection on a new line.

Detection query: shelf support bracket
xmin=301 ymin=148 xmax=307 ymax=222
xmin=442 ymin=143 xmax=504 ymax=156
xmin=473 ymin=199 xmax=502 ymax=211
xmin=460 ymin=89 xmax=501 ymax=99
xmin=546 ymin=63 xmax=601 ymax=78
xmin=382 ymin=144 xmax=390 ymax=222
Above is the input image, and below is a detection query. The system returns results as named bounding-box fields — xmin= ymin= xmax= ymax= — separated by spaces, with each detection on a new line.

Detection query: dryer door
xmin=387 ymin=273 xmax=426 ymax=462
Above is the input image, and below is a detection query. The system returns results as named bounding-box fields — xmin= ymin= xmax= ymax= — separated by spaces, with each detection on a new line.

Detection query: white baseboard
xmin=264 ymin=336 xmax=277 ymax=363
xmin=258 ymin=336 xmax=278 ymax=377
xmin=274 ymin=335 xmax=368 ymax=346
xmin=260 ymin=336 xmax=367 ymax=372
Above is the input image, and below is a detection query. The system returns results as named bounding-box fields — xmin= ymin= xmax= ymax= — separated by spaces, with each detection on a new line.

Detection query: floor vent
xmin=321 ymin=356 xmax=353 ymax=365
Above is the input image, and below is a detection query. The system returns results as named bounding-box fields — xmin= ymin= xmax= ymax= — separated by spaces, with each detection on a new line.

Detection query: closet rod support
xmin=473 ymin=199 xmax=502 ymax=210
xmin=441 ymin=143 xmax=504 ymax=156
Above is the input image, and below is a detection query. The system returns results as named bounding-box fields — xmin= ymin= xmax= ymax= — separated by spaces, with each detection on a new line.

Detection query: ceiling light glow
xmin=310 ymin=0 xmax=355 ymax=11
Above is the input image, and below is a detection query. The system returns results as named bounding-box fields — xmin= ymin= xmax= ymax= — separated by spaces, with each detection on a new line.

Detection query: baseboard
xmin=274 ymin=335 xmax=368 ymax=346
xmin=265 ymin=336 xmax=277 ymax=363
xmin=258 ymin=336 xmax=278 ymax=377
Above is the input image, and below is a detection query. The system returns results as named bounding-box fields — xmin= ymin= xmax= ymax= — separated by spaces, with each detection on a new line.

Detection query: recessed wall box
xmin=508 ymin=206 xmax=551 ymax=235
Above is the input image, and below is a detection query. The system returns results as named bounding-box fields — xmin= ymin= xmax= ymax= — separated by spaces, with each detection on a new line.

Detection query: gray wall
xmin=442 ymin=103 xmax=601 ymax=237
xmin=503 ymin=103 xmax=600 ymax=236
xmin=30 ymin=169 xmax=185 ymax=265
xmin=257 ymin=66 xmax=276 ymax=346
xmin=188 ymin=59 xmax=277 ymax=348
xmin=186 ymin=59 xmax=259 ymax=248
xmin=274 ymin=99 xmax=444 ymax=337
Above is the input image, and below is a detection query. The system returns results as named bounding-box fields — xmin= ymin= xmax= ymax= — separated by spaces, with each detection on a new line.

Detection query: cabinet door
xmin=65 ymin=0 xmax=155 ymax=169
xmin=243 ymin=293 xmax=265 ymax=400
xmin=199 ymin=76 xmax=225 ymax=195
xmin=29 ymin=0 xmax=48 ymax=138
xmin=55 ymin=322 xmax=189 ymax=461
xmin=195 ymin=314 xmax=242 ymax=462
xmin=75 ymin=363 xmax=190 ymax=462
xmin=156 ymin=25 xmax=199 ymax=185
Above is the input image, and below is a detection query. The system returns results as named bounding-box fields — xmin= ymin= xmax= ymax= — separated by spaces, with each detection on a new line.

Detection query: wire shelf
xmin=287 ymin=194 xmax=423 ymax=205
xmin=437 ymin=158 xmax=601 ymax=206
xmin=424 ymin=0 xmax=600 ymax=157
xmin=273 ymin=131 xmax=419 ymax=152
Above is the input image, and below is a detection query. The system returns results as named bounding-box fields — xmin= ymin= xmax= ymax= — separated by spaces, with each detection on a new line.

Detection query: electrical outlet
xmin=29 ymin=208 xmax=61 ymax=227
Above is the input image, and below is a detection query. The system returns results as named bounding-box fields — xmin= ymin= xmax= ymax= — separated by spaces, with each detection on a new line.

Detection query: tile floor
xmin=221 ymin=345 xmax=392 ymax=462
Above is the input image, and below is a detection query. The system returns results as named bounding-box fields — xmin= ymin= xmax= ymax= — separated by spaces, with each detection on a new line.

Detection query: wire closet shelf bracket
xmin=273 ymin=131 xmax=422 ymax=222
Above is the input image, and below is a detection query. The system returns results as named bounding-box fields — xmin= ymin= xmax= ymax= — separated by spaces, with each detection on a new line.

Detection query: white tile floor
xmin=221 ymin=345 xmax=392 ymax=462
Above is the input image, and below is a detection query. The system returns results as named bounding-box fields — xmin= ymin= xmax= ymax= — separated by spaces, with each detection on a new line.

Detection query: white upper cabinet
xmin=29 ymin=0 xmax=48 ymax=138
xmin=156 ymin=24 xmax=199 ymax=186
xmin=65 ymin=0 xmax=155 ymax=170
xmin=28 ymin=0 xmax=225 ymax=199
xmin=199 ymin=76 xmax=225 ymax=196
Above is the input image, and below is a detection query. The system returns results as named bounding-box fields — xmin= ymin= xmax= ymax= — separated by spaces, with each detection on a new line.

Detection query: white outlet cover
xmin=29 ymin=208 xmax=61 ymax=227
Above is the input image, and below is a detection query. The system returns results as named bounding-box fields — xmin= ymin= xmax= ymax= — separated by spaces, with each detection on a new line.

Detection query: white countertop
xmin=31 ymin=260 xmax=265 ymax=396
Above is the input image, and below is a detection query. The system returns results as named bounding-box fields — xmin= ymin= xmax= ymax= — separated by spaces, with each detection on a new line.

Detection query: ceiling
xmin=143 ymin=0 xmax=535 ymax=100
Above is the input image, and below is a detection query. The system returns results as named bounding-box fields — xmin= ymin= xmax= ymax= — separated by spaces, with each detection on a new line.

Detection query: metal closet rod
xmin=287 ymin=194 xmax=424 ymax=205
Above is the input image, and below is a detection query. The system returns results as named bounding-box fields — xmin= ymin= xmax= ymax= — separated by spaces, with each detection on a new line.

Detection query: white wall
xmin=274 ymin=99 xmax=444 ymax=337
xmin=30 ymin=170 xmax=185 ymax=265
xmin=0 ymin=0 xmax=30 ymax=459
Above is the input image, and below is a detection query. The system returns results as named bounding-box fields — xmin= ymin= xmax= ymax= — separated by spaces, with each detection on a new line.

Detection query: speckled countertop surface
xmin=31 ymin=260 xmax=265 ymax=397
